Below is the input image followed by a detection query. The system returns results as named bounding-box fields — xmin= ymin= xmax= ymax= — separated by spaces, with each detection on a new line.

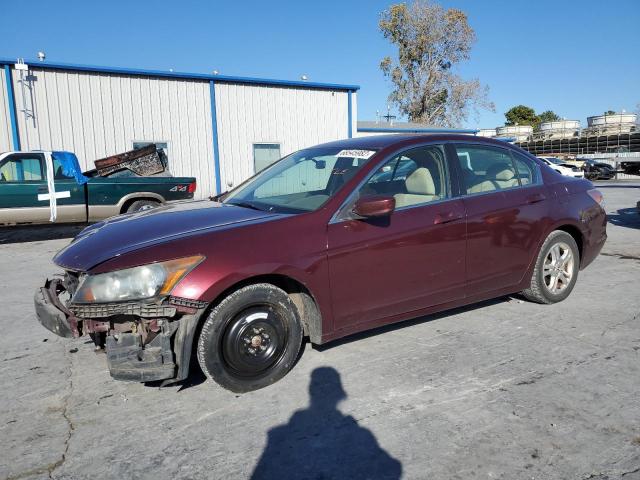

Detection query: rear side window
xmin=510 ymin=152 xmax=539 ymax=186
xmin=52 ymin=158 xmax=74 ymax=180
xmin=455 ymin=145 xmax=519 ymax=194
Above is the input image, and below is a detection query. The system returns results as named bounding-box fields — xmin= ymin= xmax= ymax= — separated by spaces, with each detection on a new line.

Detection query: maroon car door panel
xmin=327 ymin=144 xmax=466 ymax=331
xmin=327 ymin=200 xmax=466 ymax=329
xmin=454 ymin=144 xmax=549 ymax=296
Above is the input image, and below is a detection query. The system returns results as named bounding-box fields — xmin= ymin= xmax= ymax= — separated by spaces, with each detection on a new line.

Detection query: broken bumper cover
xmin=34 ymin=282 xmax=76 ymax=338
xmin=33 ymin=279 xmax=207 ymax=384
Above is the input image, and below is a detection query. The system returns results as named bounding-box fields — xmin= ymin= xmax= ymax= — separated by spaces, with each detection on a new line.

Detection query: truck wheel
xmin=127 ymin=199 xmax=160 ymax=212
xmin=197 ymin=283 xmax=303 ymax=393
xmin=522 ymin=230 xmax=580 ymax=304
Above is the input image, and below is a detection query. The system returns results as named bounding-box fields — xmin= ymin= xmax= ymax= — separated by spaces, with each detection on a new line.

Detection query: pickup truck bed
xmin=0 ymin=151 xmax=196 ymax=226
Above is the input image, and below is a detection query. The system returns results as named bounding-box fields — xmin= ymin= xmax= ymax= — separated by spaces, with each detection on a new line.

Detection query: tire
xmin=197 ymin=283 xmax=303 ymax=393
xmin=522 ymin=230 xmax=580 ymax=304
xmin=127 ymin=199 xmax=160 ymax=213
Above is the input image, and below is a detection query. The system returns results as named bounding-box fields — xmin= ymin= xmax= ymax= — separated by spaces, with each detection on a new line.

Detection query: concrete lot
xmin=0 ymin=183 xmax=639 ymax=480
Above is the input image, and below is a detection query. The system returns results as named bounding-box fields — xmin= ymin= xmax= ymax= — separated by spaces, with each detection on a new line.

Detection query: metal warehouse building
xmin=0 ymin=58 xmax=358 ymax=199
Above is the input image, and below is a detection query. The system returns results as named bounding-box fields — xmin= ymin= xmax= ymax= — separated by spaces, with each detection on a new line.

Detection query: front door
xmin=327 ymin=144 xmax=466 ymax=331
xmin=0 ymin=153 xmax=86 ymax=225
xmin=0 ymin=153 xmax=50 ymax=224
xmin=453 ymin=144 xmax=549 ymax=296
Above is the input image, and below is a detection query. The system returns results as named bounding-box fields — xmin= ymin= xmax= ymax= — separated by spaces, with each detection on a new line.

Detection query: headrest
xmin=405 ymin=167 xmax=435 ymax=195
xmin=487 ymin=163 xmax=515 ymax=181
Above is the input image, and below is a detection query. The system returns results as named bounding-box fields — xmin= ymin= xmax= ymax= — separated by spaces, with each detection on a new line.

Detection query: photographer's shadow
xmin=251 ymin=367 xmax=402 ymax=480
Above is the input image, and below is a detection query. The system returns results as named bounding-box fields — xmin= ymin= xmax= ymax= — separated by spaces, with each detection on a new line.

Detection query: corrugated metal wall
xmin=9 ymin=66 xmax=217 ymax=198
xmin=0 ymin=68 xmax=12 ymax=153
xmin=2 ymin=63 xmax=356 ymax=200
xmin=214 ymin=83 xmax=352 ymax=189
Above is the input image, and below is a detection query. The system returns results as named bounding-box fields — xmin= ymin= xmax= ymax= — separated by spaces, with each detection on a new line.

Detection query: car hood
xmin=53 ymin=200 xmax=279 ymax=271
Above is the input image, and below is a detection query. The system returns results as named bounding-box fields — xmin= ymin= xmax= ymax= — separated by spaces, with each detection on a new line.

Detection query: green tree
xmin=379 ymin=1 xmax=494 ymax=127
xmin=504 ymin=105 xmax=537 ymax=126
xmin=605 ymin=110 xmax=616 ymax=115
xmin=537 ymin=110 xmax=560 ymax=124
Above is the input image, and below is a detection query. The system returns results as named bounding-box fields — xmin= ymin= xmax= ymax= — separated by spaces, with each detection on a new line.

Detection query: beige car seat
xmin=394 ymin=167 xmax=439 ymax=208
xmin=468 ymin=163 xmax=519 ymax=193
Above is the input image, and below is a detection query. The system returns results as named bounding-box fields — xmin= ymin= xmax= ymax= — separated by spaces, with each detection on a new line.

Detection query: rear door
xmin=0 ymin=153 xmax=50 ymax=224
xmin=327 ymin=144 xmax=466 ymax=330
xmin=49 ymin=155 xmax=87 ymax=222
xmin=452 ymin=144 xmax=549 ymax=296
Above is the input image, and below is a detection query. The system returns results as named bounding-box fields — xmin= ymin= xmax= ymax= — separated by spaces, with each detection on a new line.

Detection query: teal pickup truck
xmin=0 ymin=150 xmax=196 ymax=226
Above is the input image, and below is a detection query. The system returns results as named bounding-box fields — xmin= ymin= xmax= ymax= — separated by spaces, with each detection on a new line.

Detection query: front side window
xmin=223 ymin=147 xmax=376 ymax=213
xmin=359 ymin=145 xmax=450 ymax=208
xmin=455 ymin=145 xmax=519 ymax=194
xmin=0 ymin=156 xmax=44 ymax=182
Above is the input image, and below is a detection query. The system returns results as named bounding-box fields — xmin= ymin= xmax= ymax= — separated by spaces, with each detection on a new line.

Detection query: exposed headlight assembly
xmin=72 ymin=256 xmax=204 ymax=303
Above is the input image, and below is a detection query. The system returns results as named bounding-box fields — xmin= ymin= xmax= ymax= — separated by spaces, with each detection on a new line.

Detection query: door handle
xmin=434 ymin=211 xmax=463 ymax=225
xmin=37 ymin=186 xmax=48 ymax=193
xmin=525 ymin=193 xmax=546 ymax=204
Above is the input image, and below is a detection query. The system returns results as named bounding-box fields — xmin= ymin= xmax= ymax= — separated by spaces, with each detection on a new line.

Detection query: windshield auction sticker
xmin=336 ymin=149 xmax=376 ymax=159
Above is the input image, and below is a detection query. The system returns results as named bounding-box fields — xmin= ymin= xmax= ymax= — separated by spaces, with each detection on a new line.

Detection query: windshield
xmin=222 ymin=147 xmax=377 ymax=213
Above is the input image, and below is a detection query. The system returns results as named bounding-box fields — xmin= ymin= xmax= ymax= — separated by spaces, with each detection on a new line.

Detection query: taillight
xmin=187 ymin=181 xmax=197 ymax=193
xmin=587 ymin=189 xmax=604 ymax=207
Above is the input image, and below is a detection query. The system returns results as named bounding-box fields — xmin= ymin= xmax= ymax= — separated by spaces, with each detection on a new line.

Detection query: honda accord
xmin=34 ymin=135 xmax=607 ymax=392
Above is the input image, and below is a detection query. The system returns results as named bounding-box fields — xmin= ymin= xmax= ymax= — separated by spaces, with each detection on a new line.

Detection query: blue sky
xmin=2 ymin=0 xmax=639 ymax=128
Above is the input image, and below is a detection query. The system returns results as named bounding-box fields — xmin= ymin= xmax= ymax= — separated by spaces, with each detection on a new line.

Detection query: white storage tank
xmin=496 ymin=125 xmax=533 ymax=142
xmin=584 ymin=112 xmax=637 ymax=135
xmin=534 ymin=120 xmax=580 ymax=140
xmin=587 ymin=112 xmax=637 ymax=127
xmin=476 ymin=128 xmax=497 ymax=138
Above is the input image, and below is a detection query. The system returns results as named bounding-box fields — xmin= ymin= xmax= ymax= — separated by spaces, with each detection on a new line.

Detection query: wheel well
xmin=120 ymin=197 xmax=160 ymax=214
xmin=555 ymin=224 xmax=584 ymax=261
xmin=202 ymin=274 xmax=322 ymax=342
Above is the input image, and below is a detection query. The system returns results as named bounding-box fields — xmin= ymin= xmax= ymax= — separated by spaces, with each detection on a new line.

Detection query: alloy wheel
xmin=543 ymin=242 xmax=574 ymax=294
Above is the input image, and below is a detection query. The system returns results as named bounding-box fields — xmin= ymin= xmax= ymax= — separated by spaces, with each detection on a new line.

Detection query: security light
xmin=37 ymin=51 xmax=46 ymax=62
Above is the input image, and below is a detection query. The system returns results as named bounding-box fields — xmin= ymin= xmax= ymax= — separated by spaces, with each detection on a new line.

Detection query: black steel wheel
xmin=222 ymin=306 xmax=288 ymax=377
xmin=197 ymin=283 xmax=303 ymax=393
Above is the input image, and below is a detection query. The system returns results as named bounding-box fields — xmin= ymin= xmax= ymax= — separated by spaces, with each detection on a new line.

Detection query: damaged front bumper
xmin=34 ymin=276 xmax=207 ymax=384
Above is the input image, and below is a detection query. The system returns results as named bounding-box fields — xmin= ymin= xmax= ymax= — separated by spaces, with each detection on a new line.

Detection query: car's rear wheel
xmin=522 ymin=230 xmax=580 ymax=304
xmin=197 ymin=283 xmax=303 ymax=393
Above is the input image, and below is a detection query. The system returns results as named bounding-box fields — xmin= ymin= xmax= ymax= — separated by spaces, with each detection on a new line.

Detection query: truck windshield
xmin=223 ymin=147 xmax=377 ymax=213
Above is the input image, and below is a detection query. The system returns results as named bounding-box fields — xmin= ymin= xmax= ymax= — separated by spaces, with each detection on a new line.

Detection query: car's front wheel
xmin=197 ymin=283 xmax=303 ymax=393
xmin=522 ymin=230 xmax=580 ymax=304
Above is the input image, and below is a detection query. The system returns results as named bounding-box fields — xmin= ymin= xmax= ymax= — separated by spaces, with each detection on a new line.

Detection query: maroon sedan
xmin=34 ymin=135 xmax=606 ymax=392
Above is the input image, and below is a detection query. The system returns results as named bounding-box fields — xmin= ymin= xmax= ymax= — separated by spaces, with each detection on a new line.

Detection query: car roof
xmin=311 ymin=134 xmax=516 ymax=151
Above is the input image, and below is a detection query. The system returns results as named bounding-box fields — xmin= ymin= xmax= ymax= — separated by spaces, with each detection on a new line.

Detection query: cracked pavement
xmin=0 ymin=182 xmax=639 ymax=480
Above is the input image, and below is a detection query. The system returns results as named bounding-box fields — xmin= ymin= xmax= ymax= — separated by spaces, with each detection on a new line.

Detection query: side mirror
xmin=352 ymin=195 xmax=395 ymax=218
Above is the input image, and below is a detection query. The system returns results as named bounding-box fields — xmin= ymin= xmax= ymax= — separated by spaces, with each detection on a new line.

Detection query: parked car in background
xmin=35 ymin=135 xmax=606 ymax=393
xmin=582 ymin=159 xmax=616 ymax=180
xmin=538 ymin=156 xmax=584 ymax=178
xmin=0 ymin=149 xmax=196 ymax=226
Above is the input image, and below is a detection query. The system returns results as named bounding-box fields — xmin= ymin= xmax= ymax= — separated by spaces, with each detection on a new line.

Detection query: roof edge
xmin=358 ymin=127 xmax=478 ymax=134
xmin=0 ymin=57 xmax=360 ymax=91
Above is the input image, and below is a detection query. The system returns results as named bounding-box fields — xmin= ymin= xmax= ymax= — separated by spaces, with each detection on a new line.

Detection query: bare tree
xmin=379 ymin=1 xmax=494 ymax=127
